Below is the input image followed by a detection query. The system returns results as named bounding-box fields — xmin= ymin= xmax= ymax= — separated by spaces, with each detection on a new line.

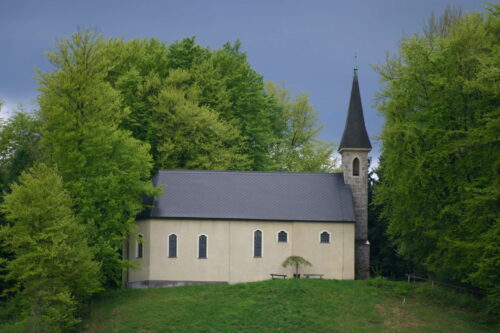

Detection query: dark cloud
xmin=0 ymin=0 xmax=485 ymax=161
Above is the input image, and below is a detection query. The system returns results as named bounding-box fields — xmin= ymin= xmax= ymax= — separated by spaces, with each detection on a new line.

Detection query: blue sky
xmin=0 ymin=0 xmax=487 ymax=164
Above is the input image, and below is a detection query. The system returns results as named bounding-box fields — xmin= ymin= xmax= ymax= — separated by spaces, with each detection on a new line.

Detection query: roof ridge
xmin=157 ymin=170 xmax=344 ymax=176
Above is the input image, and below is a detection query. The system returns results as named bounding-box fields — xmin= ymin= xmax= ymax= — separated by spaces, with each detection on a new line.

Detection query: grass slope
xmin=80 ymin=279 xmax=495 ymax=333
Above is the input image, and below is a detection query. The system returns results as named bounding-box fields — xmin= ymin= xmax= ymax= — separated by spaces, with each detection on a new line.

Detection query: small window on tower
xmin=353 ymin=157 xmax=360 ymax=176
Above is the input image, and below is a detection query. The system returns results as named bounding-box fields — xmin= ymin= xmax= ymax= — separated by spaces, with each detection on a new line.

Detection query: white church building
xmin=126 ymin=70 xmax=371 ymax=288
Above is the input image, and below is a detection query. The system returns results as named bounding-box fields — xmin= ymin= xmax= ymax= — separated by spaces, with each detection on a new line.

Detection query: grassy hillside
xmin=77 ymin=279 xmax=495 ymax=333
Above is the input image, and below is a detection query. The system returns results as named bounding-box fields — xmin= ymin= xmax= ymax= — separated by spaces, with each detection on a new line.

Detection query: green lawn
xmin=78 ymin=279 xmax=496 ymax=333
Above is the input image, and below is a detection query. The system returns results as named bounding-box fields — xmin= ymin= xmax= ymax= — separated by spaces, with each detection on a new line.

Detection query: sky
xmin=0 ymin=0 xmax=487 ymax=165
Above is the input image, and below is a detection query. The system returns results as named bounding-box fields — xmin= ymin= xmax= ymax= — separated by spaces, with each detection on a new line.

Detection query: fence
xmin=405 ymin=274 xmax=484 ymax=297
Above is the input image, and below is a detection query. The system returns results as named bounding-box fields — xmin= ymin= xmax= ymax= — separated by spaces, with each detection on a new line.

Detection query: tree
xmin=374 ymin=5 xmax=499 ymax=308
xmin=282 ymin=256 xmax=312 ymax=278
xmin=0 ymin=111 xmax=41 ymax=298
xmin=0 ymin=163 xmax=101 ymax=332
xmin=0 ymin=111 xmax=40 ymax=190
xmin=368 ymin=163 xmax=416 ymax=279
xmin=105 ymin=38 xmax=171 ymax=146
xmin=98 ymin=37 xmax=337 ymax=173
xmin=192 ymin=42 xmax=286 ymax=170
xmin=104 ymin=38 xmax=261 ymax=171
xmin=37 ymin=30 xmax=157 ymax=287
xmin=265 ymin=82 xmax=337 ymax=172
xmin=151 ymin=69 xmax=249 ymax=170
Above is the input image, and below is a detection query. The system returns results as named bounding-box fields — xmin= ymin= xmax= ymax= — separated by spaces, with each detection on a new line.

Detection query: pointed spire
xmin=338 ymin=67 xmax=372 ymax=152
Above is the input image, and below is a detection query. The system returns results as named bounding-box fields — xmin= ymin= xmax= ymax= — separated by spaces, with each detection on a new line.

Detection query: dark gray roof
xmin=339 ymin=70 xmax=372 ymax=151
xmin=141 ymin=170 xmax=355 ymax=222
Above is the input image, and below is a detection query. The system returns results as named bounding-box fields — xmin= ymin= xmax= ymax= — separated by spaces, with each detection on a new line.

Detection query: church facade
xmin=126 ymin=71 xmax=371 ymax=288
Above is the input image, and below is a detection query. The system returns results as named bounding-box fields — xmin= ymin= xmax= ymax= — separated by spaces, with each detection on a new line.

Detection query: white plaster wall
xmin=227 ymin=220 xmax=293 ymax=283
xmin=149 ymin=219 xmax=229 ymax=282
xmin=128 ymin=220 xmax=150 ymax=282
xmin=128 ymin=219 xmax=355 ymax=284
xmin=292 ymin=223 xmax=354 ymax=280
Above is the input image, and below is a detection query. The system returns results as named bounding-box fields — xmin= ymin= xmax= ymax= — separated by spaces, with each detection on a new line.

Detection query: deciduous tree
xmin=193 ymin=41 xmax=286 ymax=170
xmin=105 ymin=38 xmax=289 ymax=171
xmin=265 ymin=82 xmax=337 ymax=172
xmin=0 ymin=163 xmax=100 ymax=332
xmin=37 ymin=30 xmax=157 ymax=287
xmin=0 ymin=111 xmax=40 ymax=190
xmin=375 ymin=5 xmax=499 ymax=307
xmin=152 ymin=69 xmax=249 ymax=170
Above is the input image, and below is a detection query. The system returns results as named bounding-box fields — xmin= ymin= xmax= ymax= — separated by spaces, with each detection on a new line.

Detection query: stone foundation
xmin=127 ymin=280 xmax=228 ymax=289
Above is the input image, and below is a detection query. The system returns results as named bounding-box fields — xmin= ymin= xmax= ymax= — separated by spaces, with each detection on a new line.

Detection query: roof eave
xmin=338 ymin=147 xmax=372 ymax=153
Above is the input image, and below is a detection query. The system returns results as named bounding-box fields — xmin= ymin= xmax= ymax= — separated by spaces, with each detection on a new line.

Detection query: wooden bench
xmin=304 ymin=274 xmax=323 ymax=279
xmin=270 ymin=274 xmax=287 ymax=280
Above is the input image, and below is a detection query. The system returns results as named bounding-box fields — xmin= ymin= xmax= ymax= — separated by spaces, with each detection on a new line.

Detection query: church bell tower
xmin=339 ymin=67 xmax=371 ymax=280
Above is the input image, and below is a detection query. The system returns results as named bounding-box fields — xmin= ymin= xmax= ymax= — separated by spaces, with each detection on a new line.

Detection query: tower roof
xmin=338 ymin=70 xmax=372 ymax=151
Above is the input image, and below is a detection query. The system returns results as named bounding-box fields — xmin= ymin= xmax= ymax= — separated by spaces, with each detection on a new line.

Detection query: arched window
xmin=353 ymin=157 xmax=360 ymax=176
xmin=198 ymin=235 xmax=207 ymax=259
xmin=277 ymin=230 xmax=288 ymax=243
xmin=254 ymin=230 xmax=262 ymax=257
xmin=168 ymin=234 xmax=177 ymax=258
xmin=136 ymin=234 xmax=143 ymax=259
xmin=320 ymin=231 xmax=331 ymax=243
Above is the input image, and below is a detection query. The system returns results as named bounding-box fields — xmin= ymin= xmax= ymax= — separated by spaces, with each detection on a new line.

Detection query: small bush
xmin=367 ymin=276 xmax=394 ymax=289
xmin=393 ymin=283 xmax=411 ymax=296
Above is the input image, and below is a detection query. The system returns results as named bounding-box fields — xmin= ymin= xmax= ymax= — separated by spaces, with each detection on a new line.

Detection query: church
xmin=126 ymin=70 xmax=371 ymax=288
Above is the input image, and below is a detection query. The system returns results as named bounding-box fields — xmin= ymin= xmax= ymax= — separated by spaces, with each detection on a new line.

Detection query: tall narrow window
xmin=353 ymin=157 xmax=360 ymax=176
xmin=278 ymin=230 xmax=288 ymax=243
xmin=198 ymin=235 xmax=207 ymax=259
xmin=168 ymin=234 xmax=177 ymax=258
xmin=136 ymin=234 xmax=143 ymax=258
xmin=320 ymin=231 xmax=331 ymax=243
xmin=254 ymin=230 xmax=262 ymax=257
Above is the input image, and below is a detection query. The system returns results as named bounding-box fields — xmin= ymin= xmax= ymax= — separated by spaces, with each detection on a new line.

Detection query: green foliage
xmin=374 ymin=5 xmax=500 ymax=306
xmin=368 ymin=165 xmax=417 ymax=280
xmin=37 ymin=30 xmax=157 ymax=287
xmin=0 ymin=111 xmax=41 ymax=296
xmin=192 ymin=42 xmax=285 ymax=170
xmin=282 ymin=255 xmax=312 ymax=275
xmin=167 ymin=36 xmax=210 ymax=70
xmin=104 ymin=38 xmax=257 ymax=171
xmin=0 ymin=163 xmax=101 ymax=332
xmin=74 ymin=280 xmax=495 ymax=332
xmin=152 ymin=69 xmax=249 ymax=170
xmin=0 ymin=111 xmax=40 ymax=191
xmin=103 ymin=37 xmax=332 ymax=172
xmin=265 ymin=82 xmax=337 ymax=172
